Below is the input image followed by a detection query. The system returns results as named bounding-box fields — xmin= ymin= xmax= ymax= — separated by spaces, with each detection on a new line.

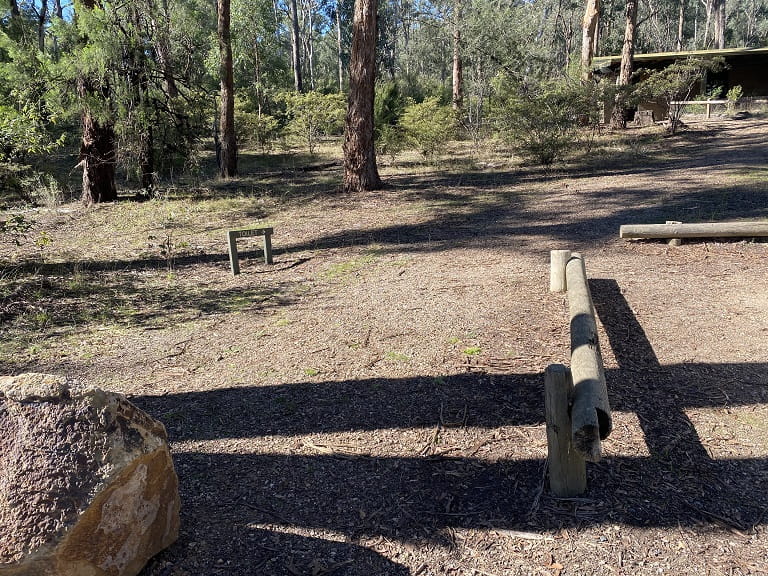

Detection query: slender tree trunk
xmin=254 ymin=43 xmax=263 ymax=116
xmin=38 ymin=0 xmax=47 ymax=52
xmin=581 ymin=0 xmax=600 ymax=81
xmin=612 ymin=0 xmax=638 ymax=128
xmin=336 ymin=0 xmax=344 ymax=92
xmin=343 ymin=0 xmax=381 ymax=192
xmin=676 ymin=0 xmax=685 ymax=50
xmin=289 ymin=0 xmax=303 ymax=91
xmin=451 ymin=0 xmax=463 ymax=110
xmin=306 ymin=2 xmax=315 ymax=90
xmin=218 ymin=0 xmax=237 ymax=177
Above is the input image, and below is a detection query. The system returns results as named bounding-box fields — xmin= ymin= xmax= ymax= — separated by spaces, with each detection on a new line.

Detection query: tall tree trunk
xmin=704 ymin=0 xmax=713 ymax=47
xmin=451 ymin=0 xmax=463 ymax=110
xmin=581 ymin=0 xmax=600 ymax=81
xmin=612 ymin=0 xmax=638 ymax=128
xmin=79 ymin=0 xmax=117 ymax=205
xmin=218 ymin=0 xmax=237 ymax=177
xmin=713 ymin=0 xmax=725 ymax=48
xmin=38 ymin=0 xmax=47 ymax=52
xmin=80 ymin=110 xmax=117 ymax=204
xmin=254 ymin=44 xmax=263 ymax=116
xmin=676 ymin=0 xmax=685 ymax=50
xmin=343 ymin=0 xmax=381 ymax=192
xmin=289 ymin=0 xmax=303 ymax=91
xmin=336 ymin=0 xmax=344 ymax=92
xmin=305 ymin=2 xmax=315 ymax=90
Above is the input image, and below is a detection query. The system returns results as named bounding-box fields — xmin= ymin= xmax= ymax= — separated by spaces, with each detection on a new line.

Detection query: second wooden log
xmin=620 ymin=221 xmax=768 ymax=239
xmin=566 ymin=253 xmax=613 ymax=462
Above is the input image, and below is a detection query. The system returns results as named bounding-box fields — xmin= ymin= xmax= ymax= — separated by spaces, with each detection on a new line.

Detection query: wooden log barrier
xmin=544 ymin=364 xmax=587 ymax=497
xmin=565 ymin=253 xmax=612 ymax=463
xmin=620 ymin=221 xmax=768 ymax=240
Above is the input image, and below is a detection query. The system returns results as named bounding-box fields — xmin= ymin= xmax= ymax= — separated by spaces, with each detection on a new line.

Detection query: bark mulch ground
xmin=2 ymin=118 xmax=767 ymax=575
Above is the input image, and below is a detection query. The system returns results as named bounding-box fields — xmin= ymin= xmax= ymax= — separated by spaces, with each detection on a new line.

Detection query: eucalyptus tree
xmin=217 ymin=0 xmax=237 ymax=177
xmin=343 ymin=0 xmax=381 ymax=192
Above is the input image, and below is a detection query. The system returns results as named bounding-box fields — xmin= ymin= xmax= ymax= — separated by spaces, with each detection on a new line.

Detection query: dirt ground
xmin=2 ymin=117 xmax=768 ymax=575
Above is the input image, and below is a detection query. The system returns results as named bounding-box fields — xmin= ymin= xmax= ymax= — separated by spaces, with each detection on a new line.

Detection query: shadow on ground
xmin=132 ymin=279 xmax=768 ymax=575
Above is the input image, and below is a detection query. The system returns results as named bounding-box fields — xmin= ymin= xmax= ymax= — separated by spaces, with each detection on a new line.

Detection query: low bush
xmin=399 ymin=97 xmax=456 ymax=159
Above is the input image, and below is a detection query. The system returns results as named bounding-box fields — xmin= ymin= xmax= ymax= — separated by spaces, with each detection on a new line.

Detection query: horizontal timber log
xmin=566 ymin=253 xmax=613 ymax=462
xmin=620 ymin=221 xmax=768 ymax=239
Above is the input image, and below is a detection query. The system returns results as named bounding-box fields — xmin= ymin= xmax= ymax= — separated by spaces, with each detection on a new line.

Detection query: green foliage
xmin=374 ymin=82 xmax=406 ymax=130
xmin=1 ymin=213 xmax=33 ymax=246
xmin=492 ymin=76 xmax=603 ymax=165
xmin=375 ymin=123 xmax=406 ymax=162
xmin=400 ymin=97 xmax=456 ymax=159
xmin=0 ymin=103 xmax=64 ymax=162
xmin=636 ymin=58 xmax=724 ymax=134
xmin=237 ymin=111 xmax=280 ymax=152
xmin=726 ymin=85 xmax=743 ymax=114
xmin=281 ymin=91 xmax=346 ymax=153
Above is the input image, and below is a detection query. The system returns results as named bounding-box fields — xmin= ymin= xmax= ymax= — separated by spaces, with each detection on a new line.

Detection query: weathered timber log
xmin=566 ymin=253 xmax=612 ymax=462
xmin=544 ymin=364 xmax=587 ymax=497
xmin=620 ymin=221 xmax=768 ymax=239
xmin=549 ymin=250 xmax=571 ymax=293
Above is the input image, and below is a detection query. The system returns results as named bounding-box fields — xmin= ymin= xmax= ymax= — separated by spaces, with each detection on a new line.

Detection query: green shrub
xmin=726 ymin=85 xmax=743 ymax=114
xmin=375 ymin=82 xmax=406 ymax=131
xmin=400 ymin=97 xmax=456 ymax=158
xmin=375 ymin=123 xmax=405 ymax=162
xmin=492 ymin=77 xmax=601 ymax=165
xmin=281 ymin=91 xmax=346 ymax=153
xmin=237 ymin=111 xmax=280 ymax=152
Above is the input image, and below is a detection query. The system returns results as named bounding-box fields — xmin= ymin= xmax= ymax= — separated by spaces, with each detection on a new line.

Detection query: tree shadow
xmin=133 ymin=353 xmax=768 ymax=575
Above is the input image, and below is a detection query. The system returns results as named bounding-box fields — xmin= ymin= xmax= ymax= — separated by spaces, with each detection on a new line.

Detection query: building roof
xmin=593 ymin=46 xmax=768 ymax=68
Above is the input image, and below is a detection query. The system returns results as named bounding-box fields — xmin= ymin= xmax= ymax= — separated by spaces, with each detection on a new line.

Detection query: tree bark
xmin=611 ymin=0 xmax=637 ymax=128
xmin=336 ymin=0 xmax=344 ymax=92
xmin=79 ymin=107 xmax=118 ymax=205
xmin=342 ymin=0 xmax=381 ymax=193
xmin=713 ymin=0 xmax=725 ymax=48
xmin=218 ymin=0 xmax=238 ymax=178
xmin=451 ymin=0 xmax=463 ymax=111
xmin=676 ymin=0 xmax=685 ymax=50
xmin=580 ymin=0 xmax=600 ymax=81
xmin=38 ymin=0 xmax=47 ymax=52
xmin=289 ymin=0 xmax=303 ymax=91
xmin=78 ymin=0 xmax=117 ymax=205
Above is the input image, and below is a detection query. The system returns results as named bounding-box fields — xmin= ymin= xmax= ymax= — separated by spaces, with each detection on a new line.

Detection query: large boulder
xmin=0 ymin=373 xmax=180 ymax=576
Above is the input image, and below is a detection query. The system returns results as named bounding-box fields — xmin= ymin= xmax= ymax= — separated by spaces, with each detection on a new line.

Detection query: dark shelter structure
xmin=594 ymin=47 xmax=768 ymax=122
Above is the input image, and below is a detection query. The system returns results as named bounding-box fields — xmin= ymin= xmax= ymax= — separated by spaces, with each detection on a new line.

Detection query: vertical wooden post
xmin=549 ymin=250 xmax=571 ymax=293
xmin=263 ymin=233 xmax=273 ymax=264
xmin=706 ymin=100 xmax=711 ymax=119
xmin=545 ymin=364 xmax=587 ymax=497
xmin=666 ymin=220 xmax=682 ymax=247
xmin=227 ymin=230 xmax=240 ymax=275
